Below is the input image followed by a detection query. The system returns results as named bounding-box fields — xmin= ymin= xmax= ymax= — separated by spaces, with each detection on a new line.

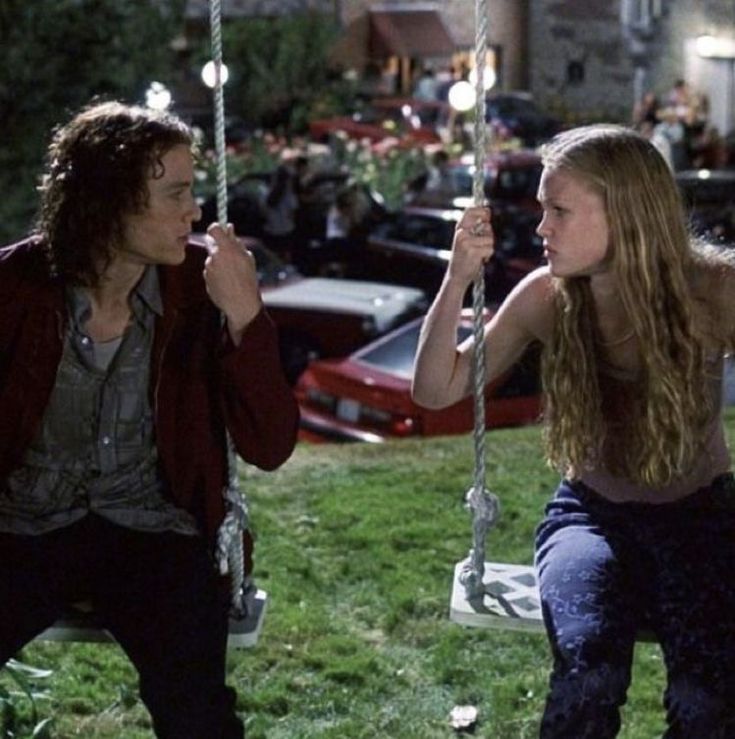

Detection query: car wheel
xmin=279 ymin=333 xmax=322 ymax=385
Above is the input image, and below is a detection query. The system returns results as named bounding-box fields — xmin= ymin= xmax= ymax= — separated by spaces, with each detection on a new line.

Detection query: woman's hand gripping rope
xmin=448 ymin=206 xmax=494 ymax=289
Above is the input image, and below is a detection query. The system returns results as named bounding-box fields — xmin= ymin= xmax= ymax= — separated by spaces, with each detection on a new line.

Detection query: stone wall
xmin=527 ymin=0 xmax=735 ymax=124
xmin=528 ymin=0 xmax=636 ymax=122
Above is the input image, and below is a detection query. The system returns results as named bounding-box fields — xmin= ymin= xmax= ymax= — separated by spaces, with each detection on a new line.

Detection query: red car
xmin=296 ymin=310 xmax=541 ymax=443
xmin=309 ymin=97 xmax=448 ymax=147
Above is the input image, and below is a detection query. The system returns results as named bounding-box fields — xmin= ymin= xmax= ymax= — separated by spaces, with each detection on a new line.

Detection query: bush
xmin=0 ymin=0 xmax=186 ymax=244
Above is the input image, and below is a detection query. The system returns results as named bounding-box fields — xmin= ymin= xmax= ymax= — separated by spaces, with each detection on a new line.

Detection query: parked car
xmin=296 ymin=311 xmax=542 ymax=443
xmin=485 ymin=93 xmax=562 ymax=147
xmin=219 ymin=236 xmax=428 ymax=383
xmin=361 ymin=204 xmax=544 ymax=305
xmin=453 ymin=150 xmax=543 ymax=212
xmin=411 ymin=149 xmax=543 ymax=213
xmin=309 ymin=97 xmax=448 ymax=147
xmin=675 ymin=168 xmax=735 ymax=245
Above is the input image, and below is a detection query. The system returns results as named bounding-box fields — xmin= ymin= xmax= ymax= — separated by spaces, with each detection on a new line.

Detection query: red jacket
xmin=0 ymin=238 xmax=299 ymax=569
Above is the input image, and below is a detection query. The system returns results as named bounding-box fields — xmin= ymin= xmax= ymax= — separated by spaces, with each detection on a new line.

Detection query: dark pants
xmin=0 ymin=514 xmax=244 ymax=739
xmin=535 ymin=475 xmax=735 ymax=739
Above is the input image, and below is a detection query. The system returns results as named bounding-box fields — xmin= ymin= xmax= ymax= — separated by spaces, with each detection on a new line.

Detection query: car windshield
xmin=675 ymin=174 xmax=735 ymax=244
xmin=374 ymin=213 xmax=457 ymax=249
xmin=494 ymin=165 xmax=542 ymax=199
xmin=353 ymin=105 xmax=404 ymax=126
xmin=357 ymin=323 xmax=472 ymax=378
xmin=449 ymin=163 xmax=542 ymax=201
xmin=677 ymin=176 xmax=735 ymax=205
xmin=489 ymin=96 xmax=537 ymax=116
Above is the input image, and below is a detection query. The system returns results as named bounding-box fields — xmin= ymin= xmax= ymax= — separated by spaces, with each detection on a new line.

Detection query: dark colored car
xmin=361 ymin=205 xmax=544 ymax=305
xmin=411 ymin=149 xmax=543 ymax=214
xmin=675 ymin=169 xmax=735 ymax=245
xmin=196 ymin=171 xmax=269 ymax=239
xmin=451 ymin=150 xmax=543 ymax=212
xmin=485 ymin=93 xmax=562 ymax=147
xmin=296 ymin=311 xmax=542 ymax=443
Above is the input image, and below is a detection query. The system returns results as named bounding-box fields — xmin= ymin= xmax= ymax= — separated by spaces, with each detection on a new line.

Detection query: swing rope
xmin=459 ymin=0 xmax=500 ymax=601
xmin=208 ymin=0 xmax=252 ymax=620
xmin=448 ymin=0 xmax=547 ymax=633
xmin=450 ymin=5 xmax=659 ymax=639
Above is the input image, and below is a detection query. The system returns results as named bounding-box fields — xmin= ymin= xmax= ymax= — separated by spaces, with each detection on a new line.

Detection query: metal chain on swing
xmin=209 ymin=0 xmax=254 ymax=620
xmin=458 ymin=0 xmax=501 ymax=600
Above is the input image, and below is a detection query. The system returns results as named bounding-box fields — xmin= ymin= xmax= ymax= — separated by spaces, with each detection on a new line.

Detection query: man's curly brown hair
xmin=36 ymin=100 xmax=194 ymax=286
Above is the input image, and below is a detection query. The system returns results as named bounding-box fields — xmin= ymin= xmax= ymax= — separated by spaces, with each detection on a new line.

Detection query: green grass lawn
xmin=7 ymin=412 xmax=735 ymax=738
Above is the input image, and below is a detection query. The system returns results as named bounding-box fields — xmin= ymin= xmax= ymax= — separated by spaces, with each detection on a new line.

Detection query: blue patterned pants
xmin=535 ymin=475 xmax=735 ymax=738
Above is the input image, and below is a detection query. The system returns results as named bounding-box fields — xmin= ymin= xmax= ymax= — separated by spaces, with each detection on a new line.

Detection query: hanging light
xmin=448 ymin=81 xmax=476 ymax=112
xmin=469 ymin=66 xmax=497 ymax=91
xmin=145 ymin=82 xmax=172 ymax=111
xmin=201 ymin=60 xmax=229 ymax=88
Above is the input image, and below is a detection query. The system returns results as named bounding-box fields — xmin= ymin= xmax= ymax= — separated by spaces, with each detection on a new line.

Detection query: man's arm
xmin=203 ymin=223 xmax=299 ymax=470
xmin=203 ymin=223 xmax=263 ymax=345
xmin=219 ymin=308 xmax=299 ymax=471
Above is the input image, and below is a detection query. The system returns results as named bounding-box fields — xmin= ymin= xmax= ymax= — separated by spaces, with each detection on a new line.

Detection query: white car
xmin=249 ymin=239 xmax=428 ymax=382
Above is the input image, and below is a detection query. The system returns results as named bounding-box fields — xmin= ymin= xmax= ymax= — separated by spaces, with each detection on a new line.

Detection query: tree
xmin=193 ymin=12 xmax=352 ymax=134
xmin=0 ymin=0 xmax=186 ymax=243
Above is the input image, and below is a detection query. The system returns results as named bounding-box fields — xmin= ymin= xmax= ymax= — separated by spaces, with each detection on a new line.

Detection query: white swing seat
xmin=450 ymin=560 xmax=656 ymax=642
xmin=35 ymin=589 xmax=268 ymax=649
xmin=450 ymin=560 xmax=545 ymax=633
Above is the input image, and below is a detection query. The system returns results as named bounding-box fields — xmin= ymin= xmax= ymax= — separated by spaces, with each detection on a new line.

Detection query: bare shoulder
xmin=493 ymin=265 xmax=555 ymax=343
xmin=690 ymin=251 xmax=735 ymax=345
xmin=691 ymin=251 xmax=735 ymax=309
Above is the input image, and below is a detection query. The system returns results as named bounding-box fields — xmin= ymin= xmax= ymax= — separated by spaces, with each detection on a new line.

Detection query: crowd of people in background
xmin=242 ymin=143 xmax=380 ymax=276
xmin=632 ymin=78 xmax=730 ymax=170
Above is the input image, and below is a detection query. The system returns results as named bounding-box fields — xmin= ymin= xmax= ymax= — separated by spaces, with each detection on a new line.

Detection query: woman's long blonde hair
xmin=540 ymin=125 xmax=712 ymax=488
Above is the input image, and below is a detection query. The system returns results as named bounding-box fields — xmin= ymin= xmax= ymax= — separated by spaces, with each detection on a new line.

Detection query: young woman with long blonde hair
xmin=413 ymin=124 xmax=735 ymax=737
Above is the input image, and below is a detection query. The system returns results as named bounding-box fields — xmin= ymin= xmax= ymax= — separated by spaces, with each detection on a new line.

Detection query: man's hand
xmin=204 ymin=223 xmax=262 ymax=345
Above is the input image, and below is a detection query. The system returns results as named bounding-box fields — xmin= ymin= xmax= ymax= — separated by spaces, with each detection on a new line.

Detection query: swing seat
xmin=450 ymin=560 xmax=544 ymax=632
xmin=450 ymin=560 xmax=656 ymax=642
xmin=35 ymin=589 xmax=268 ymax=649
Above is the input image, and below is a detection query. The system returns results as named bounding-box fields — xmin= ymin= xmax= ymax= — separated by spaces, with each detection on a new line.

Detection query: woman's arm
xmin=412 ymin=207 xmax=553 ymax=409
xmin=705 ymin=255 xmax=735 ymax=352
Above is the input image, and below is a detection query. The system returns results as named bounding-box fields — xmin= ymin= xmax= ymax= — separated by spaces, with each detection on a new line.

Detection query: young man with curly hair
xmin=0 ymin=101 xmax=299 ymax=738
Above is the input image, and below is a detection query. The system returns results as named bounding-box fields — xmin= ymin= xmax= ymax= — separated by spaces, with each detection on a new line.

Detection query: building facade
xmin=331 ymin=1 xmax=529 ymax=93
xmin=179 ymin=0 xmax=735 ymax=133
xmin=333 ymin=0 xmax=735 ymax=132
xmin=527 ymin=0 xmax=735 ymax=129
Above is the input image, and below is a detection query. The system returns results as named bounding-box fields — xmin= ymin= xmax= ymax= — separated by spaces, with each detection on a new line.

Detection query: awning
xmin=369 ymin=9 xmax=455 ymax=58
